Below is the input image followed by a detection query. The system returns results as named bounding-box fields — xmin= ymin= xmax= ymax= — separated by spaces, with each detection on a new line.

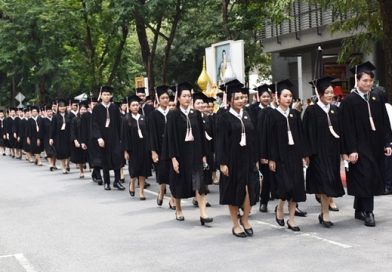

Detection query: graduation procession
xmin=1 ymin=59 xmax=392 ymax=241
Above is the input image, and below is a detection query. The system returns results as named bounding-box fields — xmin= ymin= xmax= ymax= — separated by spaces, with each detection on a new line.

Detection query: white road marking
xmin=0 ymin=253 xmax=38 ymax=272
xmin=254 ymin=220 xmax=353 ymax=249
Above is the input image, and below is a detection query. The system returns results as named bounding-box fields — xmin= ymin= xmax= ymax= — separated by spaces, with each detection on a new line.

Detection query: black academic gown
xmin=165 ymin=108 xmax=207 ymax=198
xmin=248 ymin=102 xmax=262 ymax=127
xmin=216 ymin=109 xmax=259 ymax=206
xmin=266 ymin=108 xmax=307 ymax=202
xmin=303 ymin=104 xmax=345 ymax=197
xmin=15 ymin=117 xmax=23 ymax=149
xmin=203 ymin=113 xmax=214 ymax=185
xmin=0 ymin=118 xmax=4 ymax=146
xmin=70 ymin=115 xmax=88 ymax=164
xmin=149 ymin=109 xmax=170 ymax=184
xmin=340 ymin=90 xmax=392 ymax=197
xmin=42 ymin=117 xmax=56 ymax=158
xmin=20 ymin=118 xmax=31 ymax=153
xmin=26 ymin=116 xmax=44 ymax=155
xmin=122 ymin=114 xmax=152 ymax=178
xmin=5 ymin=117 xmax=18 ymax=148
xmin=91 ymin=103 xmax=122 ymax=170
xmin=50 ymin=113 xmax=71 ymax=160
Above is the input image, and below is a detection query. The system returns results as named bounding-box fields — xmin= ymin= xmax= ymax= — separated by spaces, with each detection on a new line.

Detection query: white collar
xmin=277 ymin=106 xmax=290 ymax=117
xmin=259 ymin=103 xmax=268 ymax=110
xmin=32 ymin=116 xmax=38 ymax=121
xmin=102 ymin=102 xmax=111 ymax=108
xmin=317 ymin=101 xmax=330 ymax=113
xmin=229 ymin=107 xmax=243 ymax=119
xmin=355 ymin=89 xmax=370 ymax=101
xmin=60 ymin=112 xmax=65 ymax=116
xmin=71 ymin=110 xmax=78 ymax=115
xmin=180 ymin=106 xmax=191 ymax=116
xmin=157 ymin=106 xmax=168 ymax=116
xmin=131 ymin=113 xmax=141 ymax=120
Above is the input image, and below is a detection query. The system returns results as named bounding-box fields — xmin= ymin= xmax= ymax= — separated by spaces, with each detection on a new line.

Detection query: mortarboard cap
xmin=276 ymin=79 xmax=294 ymax=94
xmin=309 ymin=76 xmax=335 ymax=95
xmin=101 ymin=85 xmax=114 ymax=94
xmin=350 ymin=61 xmax=376 ymax=75
xmin=136 ymin=87 xmax=146 ymax=94
xmin=169 ymin=95 xmax=175 ymax=102
xmin=9 ymin=107 xmax=17 ymax=111
xmin=218 ymin=79 xmax=244 ymax=92
xmin=207 ymin=97 xmax=216 ymax=103
xmin=255 ymin=84 xmax=270 ymax=95
xmin=79 ymin=101 xmax=89 ymax=108
xmin=192 ymin=91 xmax=208 ymax=103
xmin=57 ymin=99 xmax=67 ymax=106
xmin=241 ymin=87 xmax=249 ymax=95
xmin=177 ymin=82 xmax=193 ymax=93
xmin=156 ymin=85 xmax=170 ymax=98
xmin=30 ymin=105 xmax=39 ymax=111
xmin=127 ymin=94 xmax=142 ymax=104
xmin=145 ymin=94 xmax=155 ymax=102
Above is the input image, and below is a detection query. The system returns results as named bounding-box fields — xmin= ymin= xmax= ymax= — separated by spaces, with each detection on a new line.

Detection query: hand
xmin=124 ymin=151 xmax=129 ymax=161
xmin=303 ymin=157 xmax=309 ymax=167
xmin=74 ymin=140 xmax=80 ymax=148
xmin=202 ymin=156 xmax=207 ymax=164
xmin=268 ymin=160 xmax=276 ymax=172
xmin=98 ymin=138 xmax=105 ymax=148
xmin=17 ymin=137 xmax=20 ymax=142
xmin=260 ymin=158 xmax=268 ymax=164
xmin=220 ymin=165 xmax=229 ymax=176
xmin=385 ymin=147 xmax=392 ymax=156
xmin=49 ymin=139 xmax=54 ymax=146
xmin=13 ymin=133 xmax=17 ymax=139
xmin=152 ymin=151 xmax=159 ymax=163
xmin=81 ymin=143 xmax=87 ymax=150
xmin=349 ymin=152 xmax=359 ymax=164
xmin=37 ymin=139 xmax=40 ymax=146
xmin=342 ymin=154 xmax=349 ymax=161
xmin=27 ymin=137 xmax=31 ymax=145
xmin=172 ymin=157 xmax=179 ymax=174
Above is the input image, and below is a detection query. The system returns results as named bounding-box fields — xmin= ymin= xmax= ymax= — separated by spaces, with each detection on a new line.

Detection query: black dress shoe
xmin=144 ymin=182 xmax=151 ymax=188
xmin=175 ymin=213 xmax=185 ymax=221
xmin=120 ymin=178 xmax=125 ymax=183
xmin=329 ymin=204 xmax=339 ymax=212
xmin=50 ymin=167 xmax=54 ymax=172
xmin=232 ymin=228 xmax=247 ymax=238
xmin=97 ymin=179 xmax=103 ymax=186
xmin=169 ymin=202 xmax=176 ymax=210
xmin=157 ymin=196 xmax=163 ymax=206
xmin=66 ymin=167 xmax=70 ymax=172
xmin=140 ymin=196 xmax=146 ymax=201
xmin=129 ymin=191 xmax=135 ymax=197
xmin=287 ymin=220 xmax=300 ymax=231
xmin=318 ymin=213 xmax=333 ymax=228
xmin=200 ymin=217 xmax=213 ymax=226
xmin=206 ymin=202 xmax=211 ymax=207
xmin=113 ymin=182 xmax=125 ymax=190
xmin=259 ymin=203 xmax=268 ymax=213
xmin=275 ymin=205 xmax=285 ymax=227
xmin=355 ymin=211 xmax=365 ymax=221
xmin=104 ymin=184 xmax=111 ymax=190
xmin=192 ymin=199 xmax=198 ymax=207
xmin=295 ymin=207 xmax=307 ymax=217
xmin=239 ymin=218 xmax=254 ymax=236
xmin=364 ymin=212 xmax=376 ymax=227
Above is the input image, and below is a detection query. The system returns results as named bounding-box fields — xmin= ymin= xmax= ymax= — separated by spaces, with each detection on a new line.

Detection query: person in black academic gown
xmin=340 ymin=62 xmax=392 ymax=227
xmin=164 ymin=82 xmax=212 ymax=225
xmin=255 ymin=85 xmax=275 ymax=213
xmin=4 ymin=107 xmax=18 ymax=157
xmin=122 ymin=95 xmax=151 ymax=199
xmin=42 ymin=106 xmax=57 ymax=171
xmin=216 ymin=80 xmax=258 ymax=238
xmin=136 ymin=87 xmax=155 ymax=118
xmin=70 ymin=102 xmax=89 ymax=178
xmin=303 ymin=77 xmax=345 ymax=227
xmin=149 ymin=85 xmax=176 ymax=208
xmin=266 ymin=80 xmax=308 ymax=232
xmin=0 ymin=110 xmax=6 ymax=155
xmin=26 ymin=106 xmax=44 ymax=166
xmin=20 ymin=108 xmax=32 ymax=162
xmin=80 ymin=97 xmax=103 ymax=184
xmin=92 ymin=86 xmax=125 ymax=191
xmin=14 ymin=108 xmax=24 ymax=159
xmin=50 ymin=99 xmax=72 ymax=174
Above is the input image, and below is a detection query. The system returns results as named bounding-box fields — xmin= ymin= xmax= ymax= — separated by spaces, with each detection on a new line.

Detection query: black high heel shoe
xmin=232 ymin=228 xmax=247 ymax=238
xmin=175 ymin=212 xmax=185 ymax=221
xmin=157 ymin=195 xmax=163 ymax=206
xmin=239 ymin=218 xmax=254 ymax=236
xmin=200 ymin=217 xmax=213 ymax=226
xmin=129 ymin=190 xmax=135 ymax=197
xmin=275 ymin=206 xmax=285 ymax=227
xmin=287 ymin=220 xmax=300 ymax=232
xmin=318 ymin=213 xmax=334 ymax=228
xmin=169 ymin=202 xmax=176 ymax=210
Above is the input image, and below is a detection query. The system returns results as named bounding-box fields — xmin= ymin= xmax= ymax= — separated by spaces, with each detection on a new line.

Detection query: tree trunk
xmin=11 ymin=77 xmax=16 ymax=107
xmin=39 ymin=78 xmax=46 ymax=105
xmin=108 ymin=23 xmax=129 ymax=84
xmin=162 ymin=0 xmax=182 ymax=84
xmin=379 ymin=0 xmax=392 ymax=103
xmin=222 ymin=0 xmax=232 ymax=40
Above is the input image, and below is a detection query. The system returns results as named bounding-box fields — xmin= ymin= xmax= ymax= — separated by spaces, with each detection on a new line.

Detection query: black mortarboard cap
xmin=145 ymin=94 xmax=155 ymax=102
xmin=241 ymin=87 xmax=249 ymax=95
xmin=90 ymin=96 xmax=98 ymax=103
xmin=127 ymin=94 xmax=142 ymax=104
xmin=79 ymin=101 xmax=89 ymax=108
xmin=216 ymin=92 xmax=224 ymax=99
xmin=101 ymin=85 xmax=114 ymax=93
xmin=136 ymin=87 xmax=146 ymax=94
xmin=177 ymin=82 xmax=193 ymax=93
xmin=0 ymin=109 xmax=4 ymax=113
xmin=156 ymin=85 xmax=170 ymax=98
xmin=30 ymin=105 xmax=39 ymax=111
xmin=276 ymin=79 xmax=294 ymax=94
xmin=169 ymin=95 xmax=175 ymax=102
xmin=57 ymin=98 xmax=67 ymax=106
xmin=350 ymin=61 xmax=376 ymax=75
xmin=23 ymin=107 xmax=30 ymax=113
xmin=9 ymin=107 xmax=17 ymax=111
xmin=192 ymin=91 xmax=208 ymax=103
xmin=309 ymin=76 xmax=335 ymax=95
xmin=218 ymin=79 xmax=244 ymax=92
xmin=207 ymin=97 xmax=216 ymax=103
xmin=255 ymin=84 xmax=270 ymax=95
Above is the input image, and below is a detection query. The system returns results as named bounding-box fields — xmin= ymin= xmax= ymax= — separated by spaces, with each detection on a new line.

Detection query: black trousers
xmin=92 ymin=167 xmax=102 ymax=179
xmin=259 ymin=164 xmax=271 ymax=205
xmin=354 ymin=196 xmax=374 ymax=213
xmin=385 ymin=156 xmax=392 ymax=189
xmin=103 ymin=169 xmax=120 ymax=185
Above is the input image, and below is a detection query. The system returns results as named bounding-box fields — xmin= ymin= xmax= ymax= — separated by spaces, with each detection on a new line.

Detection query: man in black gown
xmin=92 ymin=86 xmax=125 ymax=191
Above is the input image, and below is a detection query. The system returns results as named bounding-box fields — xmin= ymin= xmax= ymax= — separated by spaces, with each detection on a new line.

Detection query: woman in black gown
xmin=149 ymin=85 xmax=176 ymax=208
xmin=165 ymin=82 xmax=212 ymax=225
xmin=216 ymin=80 xmax=258 ymax=238
xmin=122 ymin=95 xmax=152 ymax=200
xmin=70 ymin=102 xmax=89 ymax=178
xmin=42 ymin=106 xmax=57 ymax=171
xmin=266 ymin=80 xmax=308 ymax=231
xmin=303 ymin=77 xmax=345 ymax=227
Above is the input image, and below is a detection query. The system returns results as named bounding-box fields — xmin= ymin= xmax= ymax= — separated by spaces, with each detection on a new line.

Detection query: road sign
xmin=15 ymin=92 xmax=25 ymax=108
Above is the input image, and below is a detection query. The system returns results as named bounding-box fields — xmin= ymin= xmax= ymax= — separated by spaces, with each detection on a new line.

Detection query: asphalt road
xmin=1 ymin=155 xmax=392 ymax=272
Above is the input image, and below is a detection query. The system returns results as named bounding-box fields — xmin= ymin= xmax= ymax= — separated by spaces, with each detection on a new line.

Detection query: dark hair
xmin=259 ymin=90 xmax=271 ymax=97
xmin=228 ymin=91 xmax=242 ymax=102
xmin=357 ymin=71 xmax=375 ymax=80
